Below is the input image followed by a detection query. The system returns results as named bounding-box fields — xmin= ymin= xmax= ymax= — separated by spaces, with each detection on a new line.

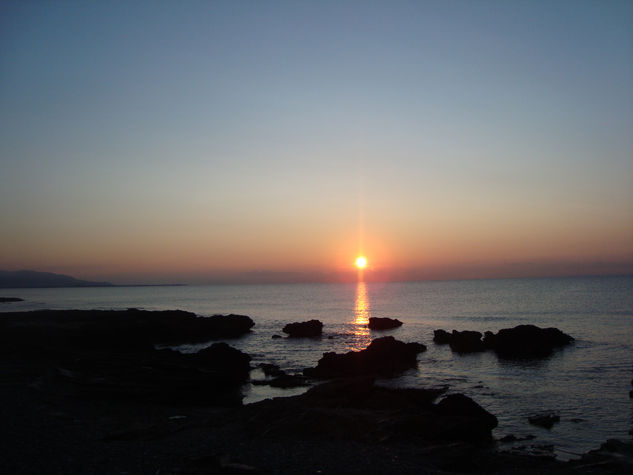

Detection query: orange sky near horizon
xmin=1 ymin=2 xmax=632 ymax=284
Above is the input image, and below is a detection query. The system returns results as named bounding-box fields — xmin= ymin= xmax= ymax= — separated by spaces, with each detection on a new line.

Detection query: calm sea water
xmin=2 ymin=276 xmax=632 ymax=459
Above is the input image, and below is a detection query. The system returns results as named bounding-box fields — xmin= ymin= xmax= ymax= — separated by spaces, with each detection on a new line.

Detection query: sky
xmin=1 ymin=0 xmax=632 ymax=284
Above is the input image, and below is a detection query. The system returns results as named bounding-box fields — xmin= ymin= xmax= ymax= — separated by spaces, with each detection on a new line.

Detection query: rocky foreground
xmin=0 ymin=310 xmax=631 ymax=474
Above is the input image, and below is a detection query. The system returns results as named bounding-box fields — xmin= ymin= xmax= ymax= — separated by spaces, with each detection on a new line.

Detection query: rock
xmin=190 ymin=342 xmax=252 ymax=380
xmin=241 ymin=378 xmax=496 ymax=445
xmin=528 ymin=413 xmax=560 ymax=429
xmin=434 ymin=393 xmax=498 ymax=442
xmin=498 ymin=434 xmax=536 ymax=443
xmin=433 ymin=329 xmax=452 ymax=344
xmin=267 ymin=374 xmax=309 ymax=388
xmin=0 ymin=309 xmax=255 ymax=352
xmin=0 ymin=297 xmax=23 ymax=303
xmin=482 ymin=331 xmax=496 ymax=349
xmin=259 ymin=363 xmax=284 ymax=377
xmin=0 ymin=310 xmax=253 ymax=406
xmin=493 ymin=325 xmax=574 ymax=358
xmin=303 ymin=336 xmax=426 ymax=379
xmin=368 ymin=317 xmax=403 ymax=330
xmin=449 ymin=330 xmax=485 ymax=353
xmin=282 ymin=319 xmax=323 ymax=337
xmin=271 ymin=334 xmax=282 ymax=339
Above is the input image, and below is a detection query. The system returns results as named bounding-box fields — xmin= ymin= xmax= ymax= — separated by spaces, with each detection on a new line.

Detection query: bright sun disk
xmin=355 ymin=256 xmax=367 ymax=269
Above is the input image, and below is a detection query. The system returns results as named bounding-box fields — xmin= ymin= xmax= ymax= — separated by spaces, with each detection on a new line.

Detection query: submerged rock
xmin=282 ymin=319 xmax=323 ymax=337
xmin=303 ymin=336 xmax=426 ymax=378
xmin=528 ymin=413 xmax=560 ymax=429
xmin=368 ymin=317 xmax=403 ymax=330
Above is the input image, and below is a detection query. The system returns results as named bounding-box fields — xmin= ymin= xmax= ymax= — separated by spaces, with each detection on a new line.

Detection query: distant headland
xmin=0 ymin=270 xmax=114 ymax=288
xmin=0 ymin=270 xmax=187 ymax=288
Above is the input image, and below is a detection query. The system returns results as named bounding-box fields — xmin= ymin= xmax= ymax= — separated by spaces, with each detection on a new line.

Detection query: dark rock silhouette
xmin=0 ymin=309 xmax=254 ymax=351
xmin=433 ymin=329 xmax=452 ymax=344
xmin=303 ymin=336 xmax=426 ymax=378
xmin=259 ymin=363 xmax=285 ymax=377
xmin=242 ymin=378 xmax=496 ymax=444
xmin=368 ymin=317 xmax=403 ymax=330
xmin=449 ymin=330 xmax=486 ymax=353
xmin=528 ymin=413 xmax=560 ymax=429
xmin=0 ymin=310 xmax=254 ymax=406
xmin=493 ymin=325 xmax=574 ymax=358
xmin=434 ymin=393 xmax=499 ymax=442
xmin=282 ymin=319 xmax=323 ymax=337
xmin=482 ymin=330 xmax=496 ymax=349
xmin=252 ymin=373 xmax=309 ymax=389
xmin=271 ymin=334 xmax=282 ymax=339
xmin=433 ymin=325 xmax=573 ymax=358
xmin=190 ymin=342 xmax=251 ymax=377
xmin=498 ymin=434 xmax=536 ymax=443
xmin=0 ymin=297 xmax=23 ymax=302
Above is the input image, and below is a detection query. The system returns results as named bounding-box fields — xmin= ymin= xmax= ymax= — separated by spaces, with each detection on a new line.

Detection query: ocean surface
xmin=2 ymin=276 xmax=632 ymax=459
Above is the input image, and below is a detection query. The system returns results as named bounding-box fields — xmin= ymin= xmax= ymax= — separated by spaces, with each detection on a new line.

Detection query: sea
xmin=2 ymin=275 xmax=632 ymax=460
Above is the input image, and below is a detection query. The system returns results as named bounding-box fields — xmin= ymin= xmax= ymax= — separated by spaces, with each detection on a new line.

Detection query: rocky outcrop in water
xmin=433 ymin=324 xmax=574 ymax=358
xmin=493 ymin=325 xmax=574 ymax=358
xmin=368 ymin=317 xmax=403 ymax=330
xmin=433 ymin=329 xmax=452 ymax=344
xmin=303 ymin=336 xmax=426 ymax=378
xmin=449 ymin=330 xmax=486 ymax=353
xmin=0 ymin=309 xmax=254 ymax=351
xmin=282 ymin=319 xmax=323 ymax=337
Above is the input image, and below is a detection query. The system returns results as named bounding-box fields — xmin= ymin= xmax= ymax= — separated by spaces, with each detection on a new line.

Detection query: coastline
xmin=1 ymin=309 xmax=631 ymax=474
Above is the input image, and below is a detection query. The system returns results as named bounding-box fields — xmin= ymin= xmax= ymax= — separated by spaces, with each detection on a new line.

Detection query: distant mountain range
xmin=0 ymin=270 xmax=114 ymax=288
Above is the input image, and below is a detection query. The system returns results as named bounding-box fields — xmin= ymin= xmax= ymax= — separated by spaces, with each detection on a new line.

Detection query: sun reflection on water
xmin=349 ymin=280 xmax=372 ymax=351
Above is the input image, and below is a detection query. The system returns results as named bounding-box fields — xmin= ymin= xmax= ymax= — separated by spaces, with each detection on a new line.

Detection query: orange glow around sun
xmin=355 ymin=256 xmax=368 ymax=269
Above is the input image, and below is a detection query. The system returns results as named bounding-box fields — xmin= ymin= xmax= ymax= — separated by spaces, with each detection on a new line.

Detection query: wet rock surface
xmin=433 ymin=324 xmax=574 ymax=358
xmin=368 ymin=317 xmax=403 ymax=330
xmin=282 ymin=319 xmax=323 ymax=337
xmin=303 ymin=336 xmax=426 ymax=378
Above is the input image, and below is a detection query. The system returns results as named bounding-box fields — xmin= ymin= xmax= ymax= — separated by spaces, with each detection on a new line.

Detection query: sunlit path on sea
xmin=348 ymin=280 xmax=371 ymax=351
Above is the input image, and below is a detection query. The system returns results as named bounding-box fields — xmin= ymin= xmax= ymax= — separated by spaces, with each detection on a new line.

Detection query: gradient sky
xmin=1 ymin=0 xmax=632 ymax=284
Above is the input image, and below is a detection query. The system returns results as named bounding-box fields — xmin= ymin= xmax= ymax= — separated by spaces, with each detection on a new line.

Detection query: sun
xmin=355 ymin=256 xmax=368 ymax=269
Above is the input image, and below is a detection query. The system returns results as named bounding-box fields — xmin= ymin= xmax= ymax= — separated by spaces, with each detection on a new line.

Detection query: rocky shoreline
xmin=0 ymin=309 xmax=631 ymax=474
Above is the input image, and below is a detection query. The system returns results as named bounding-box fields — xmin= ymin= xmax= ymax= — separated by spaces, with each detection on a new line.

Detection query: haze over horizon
xmin=1 ymin=1 xmax=632 ymax=285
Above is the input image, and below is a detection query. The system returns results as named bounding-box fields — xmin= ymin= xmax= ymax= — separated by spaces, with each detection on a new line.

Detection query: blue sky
xmin=1 ymin=0 xmax=632 ymax=283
